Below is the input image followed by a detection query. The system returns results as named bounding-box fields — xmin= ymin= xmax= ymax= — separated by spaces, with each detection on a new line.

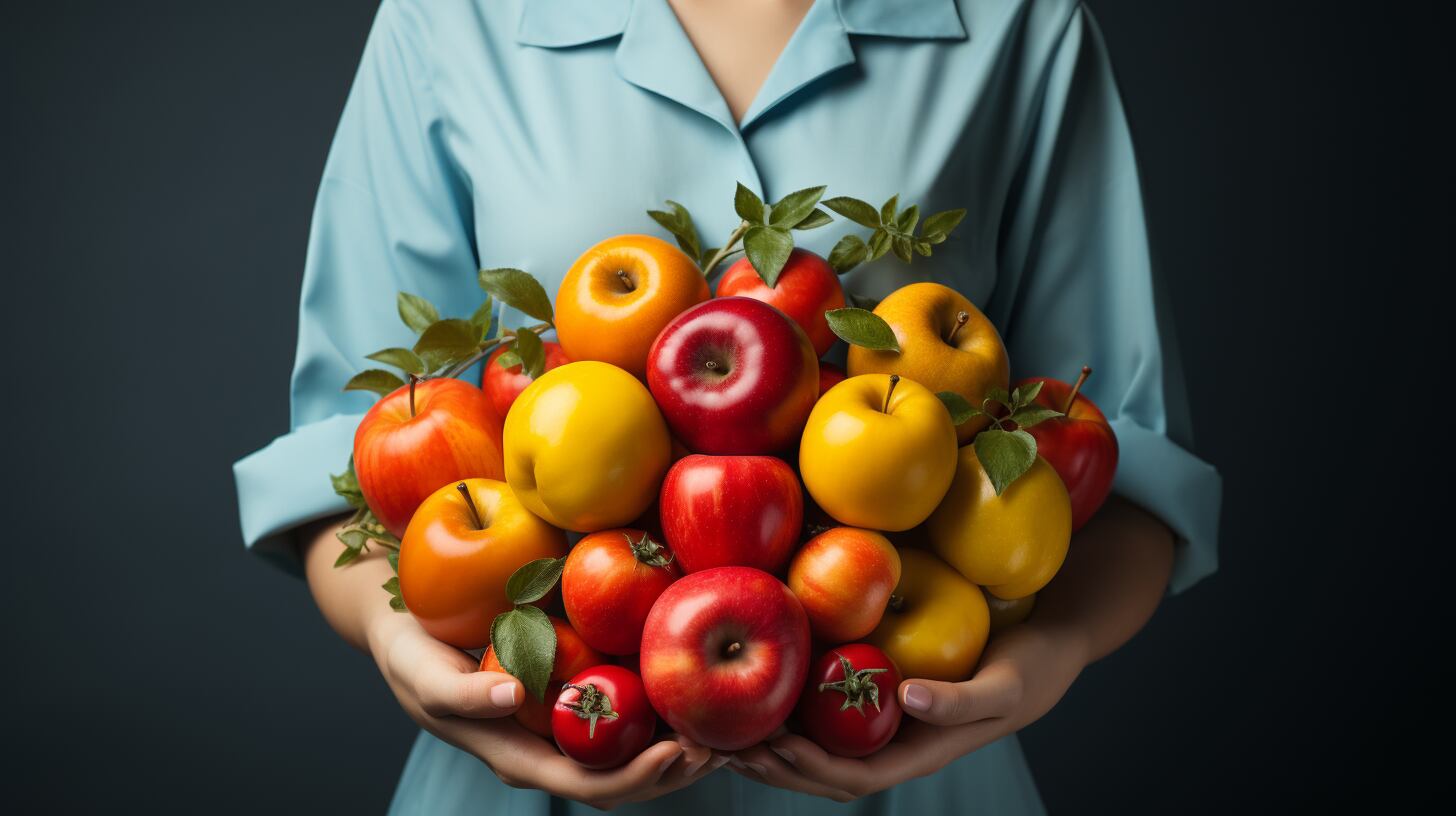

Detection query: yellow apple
xmin=799 ymin=373 xmax=957 ymax=531
xmin=503 ymin=360 xmax=671 ymax=531
xmin=866 ymin=548 xmax=989 ymax=682
xmin=927 ymin=445 xmax=1072 ymax=599
xmin=846 ymin=282 xmax=1009 ymax=442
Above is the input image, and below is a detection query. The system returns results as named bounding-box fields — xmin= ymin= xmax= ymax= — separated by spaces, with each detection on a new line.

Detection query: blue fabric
xmin=232 ymin=0 xmax=1221 ymax=812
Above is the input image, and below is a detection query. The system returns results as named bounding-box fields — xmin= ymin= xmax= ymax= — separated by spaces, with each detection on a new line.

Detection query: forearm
xmin=1029 ymin=496 xmax=1176 ymax=665
xmin=302 ymin=516 xmax=397 ymax=653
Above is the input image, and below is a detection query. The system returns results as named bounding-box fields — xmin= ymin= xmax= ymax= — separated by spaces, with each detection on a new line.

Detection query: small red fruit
xmin=552 ymin=665 xmax=656 ymax=769
xmin=716 ymin=248 xmax=846 ymax=356
xmin=481 ymin=617 xmax=605 ymax=738
xmin=482 ymin=341 xmax=571 ymax=418
xmin=562 ymin=529 xmax=681 ymax=655
xmin=797 ymin=644 xmax=902 ymax=758
xmin=817 ymin=361 xmax=847 ymax=397
xmin=1015 ymin=367 xmax=1119 ymax=530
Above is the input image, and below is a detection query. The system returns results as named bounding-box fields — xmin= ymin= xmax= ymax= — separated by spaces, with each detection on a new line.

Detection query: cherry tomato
xmin=796 ymin=644 xmax=902 ymax=758
xmin=481 ymin=616 xmax=604 ymax=738
xmin=562 ymin=528 xmax=680 ymax=655
xmin=552 ymin=665 xmax=656 ymax=769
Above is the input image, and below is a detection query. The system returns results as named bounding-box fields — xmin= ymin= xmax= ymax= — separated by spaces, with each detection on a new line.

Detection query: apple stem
xmin=616 ymin=269 xmax=635 ymax=292
xmin=887 ymin=594 xmax=905 ymax=613
xmin=725 ymin=641 xmax=743 ymax=657
xmin=883 ymin=374 xmax=900 ymax=414
xmin=408 ymin=374 xmax=419 ymax=418
xmin=701 ymin=221 xmax=750 ymax=276
xmin=1063 ymin=366 xmax=1092 ymax=414
xmin=946 ymin=310 xmax=970 ymax=343
xmin=456 ymin=482 xmax=485 ymax=530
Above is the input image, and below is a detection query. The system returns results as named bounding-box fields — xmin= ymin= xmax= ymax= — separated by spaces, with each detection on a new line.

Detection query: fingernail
xmin=770 ymin=745 xmax=796 ymax=764
xmin=903 ymin=683 xmax=932 ymax=712
xmin=490 ymin=682 xmax=518 ymax=708
xmin=744 ymin=762 xmax=767 ymax=776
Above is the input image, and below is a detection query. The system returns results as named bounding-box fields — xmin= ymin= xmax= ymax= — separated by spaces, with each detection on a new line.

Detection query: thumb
xmin=416 ymin=667 xmax=524 ymax=719
xmin=898 ymin=670 xmax=1021 ymax=726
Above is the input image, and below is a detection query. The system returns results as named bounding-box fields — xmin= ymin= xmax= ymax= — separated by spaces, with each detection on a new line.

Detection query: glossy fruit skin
xmin=867 ymin=549 xmax=989 ymax=682
xmin=482 ymin=617 xmax=605 ymax=738
xmin=640 ymin=567 xmax=811 ymax=750
xmin=354 ymin=378 xmax=505 ymax=538
xmin=482 ymin=341 xmax=571 ymax=418
xmin=799 ymin=374 xmax=957 ymax=531
xmin=552 ymin=665 xmax=657 ymax=769
xmin=985 ymin=588 xmax=1036 ymax=635
xmin=562 ymin=528 xmax=681 ymax=655
xmin=1014 ymin=375 xmax=1119 ymax=531
xmin=647 ymin=296 xmax=819 ymax=455
xmin=398 ymin=478 xmax=567 ymax=649
xmin=817 ymin=361 xmax=847 ymax=397
xmin=716 ymin=249 xmax=846 ymax=357
xmin=846 ymin=283 xmax=1009 ymax=442
xmin=928 ymin=445 xmax=1072 ymax=600
xmin=788 ymin=528 xmax=901 ymax=643
xmin=797 ymin=644 xmax=903 ymax=758
xmin=503 ymin=361 xmax=671 ymax=532
xmin=555 ymin=235 xmax=710 ymax=379
xmin=658 ymin=454 xmax=803 ymax=575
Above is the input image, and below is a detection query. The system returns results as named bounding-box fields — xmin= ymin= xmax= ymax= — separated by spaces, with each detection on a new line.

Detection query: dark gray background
xmin=2 ymin=1 xmax=1441 ymax=812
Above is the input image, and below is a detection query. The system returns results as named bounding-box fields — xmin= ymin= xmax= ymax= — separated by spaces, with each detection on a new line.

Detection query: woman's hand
xmin=302 ymin=519 xmax=724 ymax=809
xmin=727 ymin=622 xmax=1087 ymax=801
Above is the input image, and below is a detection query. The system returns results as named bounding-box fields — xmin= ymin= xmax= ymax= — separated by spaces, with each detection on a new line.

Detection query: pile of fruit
xmin=328 ymin=185 xmax=1119 ymax=767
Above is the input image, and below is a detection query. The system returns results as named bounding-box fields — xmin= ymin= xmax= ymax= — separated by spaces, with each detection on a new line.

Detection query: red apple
xmin=1016 ymin=366 xmax=1119 ymax=531
xmin=354 ymin=377 xmax=505 ymax=538
xmin=817 ymin=361 xmax=846 ymax=397
xmin=481 ymin=341 xmax=570 ymax=418
xmin=716 ymin=248 xmax=846 ymax=356
xmin=646 ymin=297 xmax=818 ymax=455
xmin=640 ymin=566 xmax=810 ymax=750
xmin=659 ymin=454 xmax=803 ymax=574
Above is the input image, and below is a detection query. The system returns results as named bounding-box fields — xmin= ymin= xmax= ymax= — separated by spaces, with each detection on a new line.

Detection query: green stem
xmin=702 ymin=221 xmax=750 ymax=275
xmin=438 ymin=322 xmax=552 ymax=380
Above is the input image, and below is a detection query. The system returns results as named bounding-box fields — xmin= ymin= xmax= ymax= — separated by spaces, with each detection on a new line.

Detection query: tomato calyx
xmin=818 ymin=655 xmax=889 ymax=716
xmin=627 ymin=531 xmax=674 ymax=569
xmin=562 ymin=682 xmax=620 ymax=739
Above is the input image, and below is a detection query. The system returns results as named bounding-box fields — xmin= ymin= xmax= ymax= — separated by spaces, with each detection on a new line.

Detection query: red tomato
xmin=552 ymin=665 xmax=657 ymax=769
xmin=796 ymin=644 xmax=902 ymax=758
xmin=481 ymin=341 xmax=571 ymax=418
xmin=562 ymin=528 xmax=681 ymax=655
xmin=481 ymin=616 xmax=604 ymax=737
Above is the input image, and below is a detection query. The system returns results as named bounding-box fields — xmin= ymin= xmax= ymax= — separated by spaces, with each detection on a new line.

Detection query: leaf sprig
xmin=490 ymin=557 xmax=567 ymax=702
xmin=940 ymin=381 xmax=1064 ymax=496
xmin=652 ymin=184 xmax=831 ymax=286
xmin=329 ymin=458 xmax=403 ymax=582
xmin=822 ymin=195 xmax=966 ymax=274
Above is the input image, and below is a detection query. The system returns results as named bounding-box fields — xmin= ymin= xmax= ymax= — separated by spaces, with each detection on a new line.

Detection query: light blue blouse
xmin=232 ymin=1 xmax=1221 ymax=813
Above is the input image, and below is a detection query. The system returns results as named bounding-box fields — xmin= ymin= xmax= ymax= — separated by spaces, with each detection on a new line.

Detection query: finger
xmin=728 ymin=744 xmax=856 ymax=802
xmin=415 ymin=667 xmax=523 ymax=719
xmin=898 ymin=668 xmax=1021 ymax=726
xmin=565 ymin=740 xmax=686 ymax=805
xmin=670 ymin=734 xmax=717 ymax=778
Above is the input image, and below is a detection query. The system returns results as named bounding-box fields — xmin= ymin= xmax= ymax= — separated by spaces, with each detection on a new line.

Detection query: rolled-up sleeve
xmin=233 ymin=0 xmax=479 ymax=573
xmin=985 ymin=4 xmax=1220 ymax=594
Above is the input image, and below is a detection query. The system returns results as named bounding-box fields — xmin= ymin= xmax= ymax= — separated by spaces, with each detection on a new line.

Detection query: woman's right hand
xmin=303 ymin=519 xmax=721 ymax=809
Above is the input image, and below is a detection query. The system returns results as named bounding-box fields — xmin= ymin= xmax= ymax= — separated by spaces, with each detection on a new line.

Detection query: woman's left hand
xmin=727 ymin=621 xmax=1090 ymax=802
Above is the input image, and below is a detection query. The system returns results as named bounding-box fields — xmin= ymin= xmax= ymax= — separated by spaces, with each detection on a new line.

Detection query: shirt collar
xmin=516 ymin=0 xmax=968 ymax=48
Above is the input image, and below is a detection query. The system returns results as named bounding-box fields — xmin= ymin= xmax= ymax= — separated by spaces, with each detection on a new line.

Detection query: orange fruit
xmin=555 ymin=235 xmax=710 ymax=379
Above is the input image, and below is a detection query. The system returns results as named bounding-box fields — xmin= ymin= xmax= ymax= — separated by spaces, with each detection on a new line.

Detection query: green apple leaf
xmin=506 ymin=557 xmax=566 ymax=605
xmin=828 ymin=234 xmax=868 ymax=275
xmin=382 ymin=576 xmax=407 ymax=613
xmin=879 ymin=195 xmax=899 ymax=225
xmin=1010 ymin=380 xmax=1045 ymax=409
xmin=825 ymin=307 xmax=900 ymax=352
xmin=821 ymin=196 xmax=880 ymax=228
xmin=735 ymin=183 xmax=765 ymax=225
xmin=699 ymin=246 xmax=721 ymax=269
xmin=921 ymin=208 xmax=968 ymax=243
xmin=867 ymin=228 xmax=892 ymax=261
xmin=330 ymin=459 xmax=367 ymax=510
xmin=365 ymin=347 xmax=426 ymax=376
xmin=647 ymin=200 xmax=703 ymax=262
xmin=936 ymin=391 xmax=983 ymax=426
xmin=470 ymin=297 xmax=494 ymax=340
xmin=793 ymin=208 xmax=833 ymax=230
xmin=914 ymin=239 xmax=933 ymax=256
xmin=891 ymin=235 xmax=913 ymax=263
xmin=743 ymin=225 xmax=794 ymax=288
xmin=344 ymin=369 xmax=405 ymax=397
xmin=1009 ymin=406 xmax=1062 ymax=430
xmin=985 ymin=385 xmax=1012 ymax=407
xmin=768 ymin=185 xmax=827 ymax=229
xmin=495 ymin=347 xmax=523 ymax=370
xmin=512 ymin=328 xmax=546 ymax=379
xmin=491 ymin=605 xmax=556 ymax=702
xmin=413 ymin=318 xmax=481 ymax=372
xmin=333 ymin=545 xmax=362 ymax=567
xmin=397 ymin=292 xmax=440 ymax=335
xmin=975 ymin=428 xmax=1038 ymax=496
xmin=895 ymin=204 xmax=920 ymax=234
xmin=387 ymin=550 xmax=400 ymax=574
xmin=479 ymin=268 xmax=554 ymax=323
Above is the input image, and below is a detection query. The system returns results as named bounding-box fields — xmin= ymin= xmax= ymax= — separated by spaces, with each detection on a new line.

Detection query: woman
xmin=234 ymin=0 xmax=1221 ymax=812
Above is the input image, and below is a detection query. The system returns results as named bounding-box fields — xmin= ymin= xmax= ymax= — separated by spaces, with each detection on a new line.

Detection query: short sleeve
xmin=232 ymin=0 xmax=479 ymax=574
xmin=985 ymin=4 xmax=1220 ymax=594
